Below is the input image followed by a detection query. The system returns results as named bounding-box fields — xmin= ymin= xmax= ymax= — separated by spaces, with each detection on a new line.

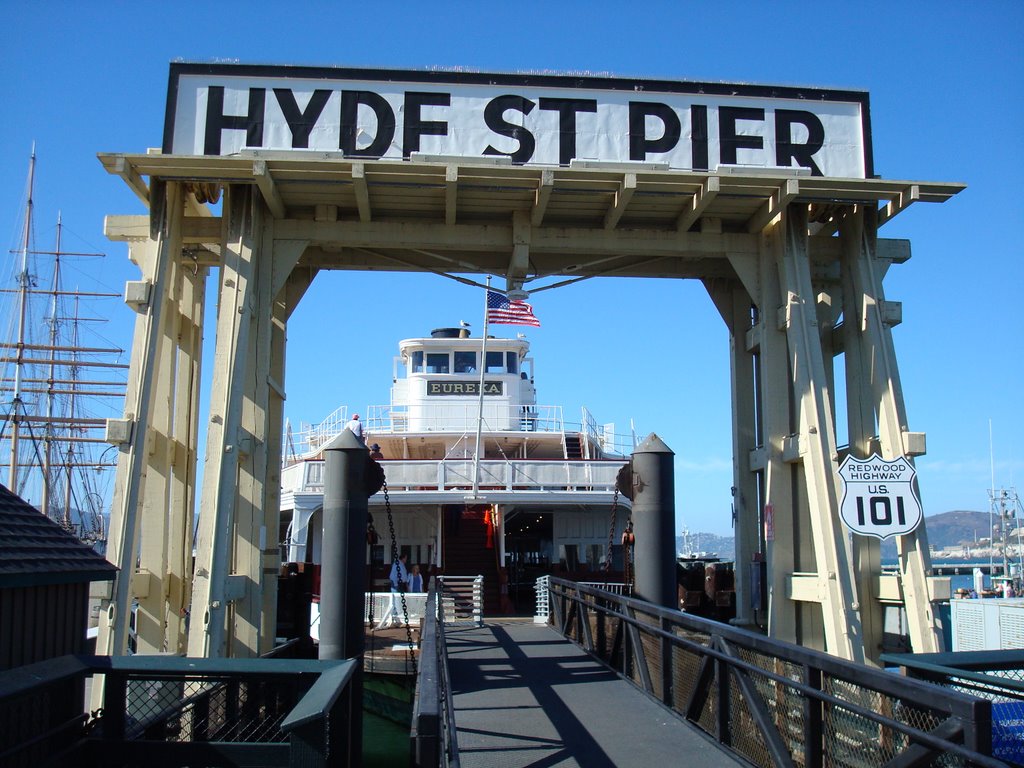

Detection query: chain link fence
xmin=550 ymin=578 xmax=1007 ymax=767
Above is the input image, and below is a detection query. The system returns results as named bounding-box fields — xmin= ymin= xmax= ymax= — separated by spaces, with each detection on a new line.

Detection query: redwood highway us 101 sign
xmin=838 ymin=454 xmax=923 ymax=540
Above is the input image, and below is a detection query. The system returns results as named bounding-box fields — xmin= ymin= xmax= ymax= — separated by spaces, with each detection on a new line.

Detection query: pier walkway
xmin=446 ymin=618 xmax=747 ymax=767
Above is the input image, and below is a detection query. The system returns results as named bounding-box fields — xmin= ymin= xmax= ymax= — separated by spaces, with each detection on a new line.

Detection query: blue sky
xmin=0 ymin=2 xmax=1021 ymax=535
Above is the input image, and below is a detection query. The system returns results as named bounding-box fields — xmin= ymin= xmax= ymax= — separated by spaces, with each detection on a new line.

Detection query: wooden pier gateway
xmin=95 ymin=63 xmax=964 ymax=665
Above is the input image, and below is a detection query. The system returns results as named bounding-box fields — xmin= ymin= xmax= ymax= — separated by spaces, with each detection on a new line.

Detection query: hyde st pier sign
xmin=165 ymin=63 xmax=873 ymax=178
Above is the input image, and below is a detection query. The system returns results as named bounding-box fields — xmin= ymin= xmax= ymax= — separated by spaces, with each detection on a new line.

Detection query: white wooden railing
xmin=284 ymin=458 xmax=624 ymax=495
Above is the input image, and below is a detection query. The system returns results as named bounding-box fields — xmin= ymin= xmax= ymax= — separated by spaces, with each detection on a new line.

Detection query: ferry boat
xmin=279 ymin=326 xmax=635 ymax=616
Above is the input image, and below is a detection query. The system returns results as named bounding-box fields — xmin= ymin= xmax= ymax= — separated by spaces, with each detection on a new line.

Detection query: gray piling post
xmin=631 ymin=433 xmax=677 ymax=609
xmin=320 ymin=428 xmax=368 ymax=660
xmin=319 ymin=429 xmax=366 ymax=765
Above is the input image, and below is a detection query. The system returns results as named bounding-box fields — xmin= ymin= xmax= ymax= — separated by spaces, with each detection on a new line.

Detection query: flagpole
xmin=471 ymin=277 xmax=490 ymax=498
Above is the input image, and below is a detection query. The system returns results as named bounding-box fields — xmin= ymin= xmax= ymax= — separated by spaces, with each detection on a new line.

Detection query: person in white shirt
xmin=345 ymin=414 xmax=364 ymax=443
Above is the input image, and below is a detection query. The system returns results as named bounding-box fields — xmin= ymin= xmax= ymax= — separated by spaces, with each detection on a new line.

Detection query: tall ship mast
xmin=0 ymin=149 xmax=128 ymax=546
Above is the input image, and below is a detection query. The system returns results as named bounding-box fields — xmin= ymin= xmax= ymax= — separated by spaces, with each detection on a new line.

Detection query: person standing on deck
xmin=390 ymin=553 xmax=409 ymax=593
xmin=408 ymin=564 xmax=423 ymax=592
xmin=377 ymin=553 xmax=409 ymax=629
xmin=345 ymin=413 xmax=364 ymax=444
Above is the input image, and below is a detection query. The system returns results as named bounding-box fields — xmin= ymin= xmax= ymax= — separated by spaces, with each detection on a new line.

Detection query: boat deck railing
xmin=545 ymin=577 xmax=1005 ymax=767
xmin=283 ymin=457 xmax=626 ymax=496
xmin=288 ymin=403 xmax=637 ymax=458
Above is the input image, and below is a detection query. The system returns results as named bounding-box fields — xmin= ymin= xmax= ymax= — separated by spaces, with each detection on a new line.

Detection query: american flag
xmin=486 ymin=290 xmax=541 ymax=327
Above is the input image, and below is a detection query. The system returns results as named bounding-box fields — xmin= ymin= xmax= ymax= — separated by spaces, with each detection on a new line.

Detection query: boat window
xmin=411 ymin=351 xmax=423 ymax=373
xmin=454 ymin=351 xmax=476 ymax=373
xmin=485 ymin=351 xmax=504 ymax=373
xmin=426 ymin=353 xmax=450 ymax=373
xmin=506 ymin=352 xmax=518 ymax=374
xmin=306 ymin=463 xmax=323 ymax=486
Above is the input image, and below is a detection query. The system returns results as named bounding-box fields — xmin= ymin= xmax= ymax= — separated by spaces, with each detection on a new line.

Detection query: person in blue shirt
xmin=389 ymin=553 xmax=408 ymax=592
xmin=408 ymin=564 xmax=423 ymax=592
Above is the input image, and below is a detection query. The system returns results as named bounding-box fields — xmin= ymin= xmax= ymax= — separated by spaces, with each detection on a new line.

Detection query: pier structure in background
xmin=95 ymin=64 xmax=963 ymax=665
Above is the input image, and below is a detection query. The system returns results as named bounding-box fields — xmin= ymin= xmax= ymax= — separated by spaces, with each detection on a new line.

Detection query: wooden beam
xmin=747 ymin=179 xmax=800 ymax=234
xmin=508 ymin=210 xmax=530 ymax=287
xmin=878 ymin=184 xmax=920 ymax=226
xmin=676 ymin=175 xmax=719 ymax=232
xmin=603 ymin=173 xmax=637 ymax=230
xmin=106 ymin=214 xmax=222 ymax=244
xmin=352 ymin=163 xmax=371 ymax=222
xmin=531 ymin=169 xmax=554 ymax=226
xmin=445 ymin=165 xmax=458 ymax=226
xmin=252 ymin=160 xmax=287 ymax=219
xmin=109 ymin=156 xmax=150 ymax=206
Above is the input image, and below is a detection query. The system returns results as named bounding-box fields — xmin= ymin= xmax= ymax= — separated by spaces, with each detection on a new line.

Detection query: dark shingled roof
xmin=0 ymin=483 xmax=117 ymax=587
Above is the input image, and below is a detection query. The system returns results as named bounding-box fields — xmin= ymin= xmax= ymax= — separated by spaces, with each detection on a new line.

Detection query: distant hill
xmin=881 ymin=509 xmax=991 ymax=558
xmin=680 ymin=510 xmax=994 ymax=563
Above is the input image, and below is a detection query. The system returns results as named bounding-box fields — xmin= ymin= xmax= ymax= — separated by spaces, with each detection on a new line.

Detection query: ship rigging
xmin=0 ymin=149 xmax=128 ymax=545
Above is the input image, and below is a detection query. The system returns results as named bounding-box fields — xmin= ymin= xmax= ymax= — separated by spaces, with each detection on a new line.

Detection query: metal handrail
xmin=413 ymin=581 xmax=460 ymax=768
xmin=547 ymin=578 xmax=1004 ymax=768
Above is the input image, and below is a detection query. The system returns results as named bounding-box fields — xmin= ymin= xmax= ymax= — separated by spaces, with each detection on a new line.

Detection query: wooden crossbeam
xmin=252 ymin=160 xmax=286 ymax=219
xmin=747 ymin=179 xmax=800 ymax=233
xmin=352 ymin=162 xmax=372 ymax=222
xmin=604 ymin=173 xmax=637 ymax=229
xmin=445 ymin=165 xmax=458 ymax=226
xmin=878 ymin=184 xmax=920 ymax=226
xmin=676 ymin=176 xmax=719 ymax=232
xmin=532 ymin=169 xmax=554 ymax=226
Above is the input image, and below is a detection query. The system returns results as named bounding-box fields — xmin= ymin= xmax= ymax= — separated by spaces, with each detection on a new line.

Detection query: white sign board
xmin=838 ymin=454 xmax=923 ymax=540
xmin=165 ymin=64 xmax=872 ymax=178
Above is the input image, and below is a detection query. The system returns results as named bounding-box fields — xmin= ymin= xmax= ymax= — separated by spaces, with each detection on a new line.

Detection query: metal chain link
xmin=366 ymin=512 xmax=377 ymax=626
xmin=602 ymin=485 xmax=620 ymax=574
xmin=383 ymin=478 xmax=417 ymax=677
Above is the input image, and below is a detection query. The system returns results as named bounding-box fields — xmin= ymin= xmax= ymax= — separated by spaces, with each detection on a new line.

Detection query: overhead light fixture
xmin=506 ymin=288 xmax=528 ymax=301
xmin=715 ymin=164 xmax=811 ymax=177
xmin=569 ymin=159 xmax=670 ymax=171
xmin=410 ymin=152 xmax=513 ymax=166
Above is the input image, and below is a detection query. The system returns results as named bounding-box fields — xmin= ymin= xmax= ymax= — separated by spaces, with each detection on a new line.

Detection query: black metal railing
xmin=0 ymin=654 xmax=356 ymax=768
xmin=412 ymin=580 xmax=460 ymax=768
xmin=883 ymin=649 xmax=1024 ymax=766
xmin=547 ymin=578 xmax=1006 ymax=768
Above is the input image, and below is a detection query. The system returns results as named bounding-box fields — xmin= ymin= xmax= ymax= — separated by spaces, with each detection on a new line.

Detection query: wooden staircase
xmin=442 ymin=505 xmax=501 ymax=615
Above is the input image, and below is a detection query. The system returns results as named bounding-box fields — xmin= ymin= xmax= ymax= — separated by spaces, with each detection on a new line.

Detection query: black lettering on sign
xmin=690 ymin=104 xmax=709 ymax=171
xmin=403 ymin=92 xmax=451 ymax=158
xmin=340 ymin=91 xmax=396 ymax=157
xmin=273 ymin=88 xmax=332 ymax=148
xmin=628 ymin=102 xmax=681 ymax=160
xmin=719 ymin=106 xmax=765 ymax=165
xmin=775 ymin=110 xmax=825 ymax=175
xmin=204 ymin=86 xmax=266 ymax=155
xmin=538 ymin=97 xmax=598 ymax=165
xmin=483 ymin=95 xmax=537 ymax=163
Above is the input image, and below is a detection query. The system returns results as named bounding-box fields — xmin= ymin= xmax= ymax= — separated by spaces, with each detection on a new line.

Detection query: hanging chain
xmin=603 ymin=485 xmax=620 ymax=575
xmin=623 ymin=516 xmax=635 ymax=591
xmin=383 ymin=478 xmax=417 ymax=678
xmin=366 ymin=512 xmax=377 ymax=627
